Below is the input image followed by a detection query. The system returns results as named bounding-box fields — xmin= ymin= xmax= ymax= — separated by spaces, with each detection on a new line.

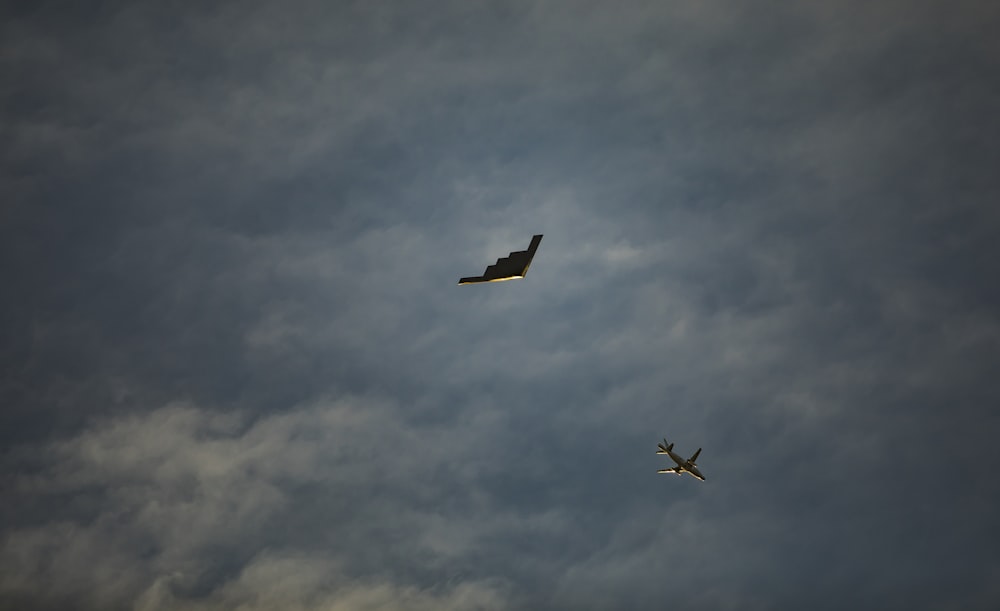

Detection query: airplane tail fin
xmin=656 ymin=439 xmax=674 ymax=454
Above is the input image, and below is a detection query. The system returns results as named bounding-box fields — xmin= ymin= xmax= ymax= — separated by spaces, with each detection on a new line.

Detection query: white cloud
xmin=134 ymin=552 xmax=510 ymax=611
xmin=1 ymin=397 xmax=529 ymax=609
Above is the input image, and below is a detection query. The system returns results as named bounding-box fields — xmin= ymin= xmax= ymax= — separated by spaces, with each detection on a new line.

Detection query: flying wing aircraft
xmin=458 ymin=234 xmax=543 ymax=285
xmin=656 ymin=438 xmax=705 ymax=481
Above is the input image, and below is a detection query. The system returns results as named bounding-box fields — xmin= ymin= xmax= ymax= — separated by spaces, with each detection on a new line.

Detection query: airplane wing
xmin=688 ymin=448 xmax=701 ymax=464
xmin=657 ymin=467 xmax=682 ymax=474
xmin=459 ymin=235 xmax=543 ymax=284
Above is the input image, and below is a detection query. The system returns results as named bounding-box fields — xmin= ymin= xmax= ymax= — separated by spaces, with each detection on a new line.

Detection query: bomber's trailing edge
xmin=459 ymin=235 xmax=543 ymax=285
xmin=656 ymin=438 xmax=705 ymax=481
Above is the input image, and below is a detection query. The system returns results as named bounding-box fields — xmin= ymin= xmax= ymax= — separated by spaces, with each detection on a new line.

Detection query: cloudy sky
xmin=3 ymin=1 xmax=1000 ymax=609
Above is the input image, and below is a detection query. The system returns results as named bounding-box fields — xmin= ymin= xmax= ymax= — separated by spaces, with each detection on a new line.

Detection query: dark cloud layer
xmin=3 ymin=1 xmax=1000 ymax=609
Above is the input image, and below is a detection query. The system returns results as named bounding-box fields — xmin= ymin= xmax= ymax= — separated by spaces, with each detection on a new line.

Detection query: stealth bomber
xmin=459 ymin=234 xmax=543 ymax=285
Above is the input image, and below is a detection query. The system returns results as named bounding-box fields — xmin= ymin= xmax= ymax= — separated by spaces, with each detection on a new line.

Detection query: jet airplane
xmin=656 ymin=438 xmax=705 ymax=481
xmin=458 ymin=234 xmax=543 ymax=284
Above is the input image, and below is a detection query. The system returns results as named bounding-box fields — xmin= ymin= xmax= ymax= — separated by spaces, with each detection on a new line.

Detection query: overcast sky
xmin=3 ymin=1 xmax=1000 ymax=609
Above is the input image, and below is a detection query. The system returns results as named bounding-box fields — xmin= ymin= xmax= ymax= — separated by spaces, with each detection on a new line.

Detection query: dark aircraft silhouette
xmin=459 ymin=234 xmax=543 ymax=285
xmin=656 ymin=438 xmax=706 ymax=481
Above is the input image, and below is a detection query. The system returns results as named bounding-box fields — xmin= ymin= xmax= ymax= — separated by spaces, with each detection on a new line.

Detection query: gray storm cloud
xmin=2 ymin=1 xmax=999 ymax=609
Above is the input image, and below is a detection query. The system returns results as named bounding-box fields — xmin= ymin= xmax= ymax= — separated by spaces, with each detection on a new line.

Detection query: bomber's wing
xmin=459 ymin=235 xmax=543 ymax=284
xmin=688 ymin=448 xmax=702 ymax=464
